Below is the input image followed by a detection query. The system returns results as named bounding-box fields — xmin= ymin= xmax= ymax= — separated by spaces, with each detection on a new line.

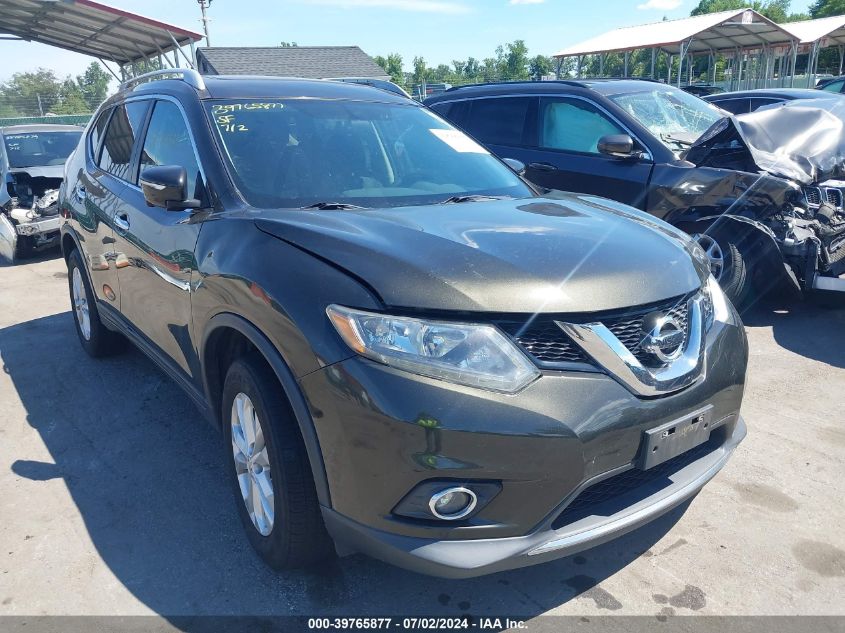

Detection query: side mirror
xmin=139 ymin=165 xmax=201 ymax=211
xmin=502 ymin=158 xmax=526 ymax=175
xmin=597 ymin=134 xmax=639 ymax=159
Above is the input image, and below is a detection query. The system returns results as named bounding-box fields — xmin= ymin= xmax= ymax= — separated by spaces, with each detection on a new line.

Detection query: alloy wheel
xmin=72 ymin=267 xmax=91 ymax=341
xmin=231 ymin=392 xmax=275 ymax=536
xmin=692 ymin=233 xmax=725 ymax=281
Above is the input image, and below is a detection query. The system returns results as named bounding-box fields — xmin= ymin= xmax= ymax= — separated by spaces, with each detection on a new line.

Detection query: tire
xmin=222 ymin=352 xmax=334 ymax=570
xmin=693 ymin=233 xmax=752 ymax=309
xmin=67 ymin=249 xmax=125 ymax=357
xmin=13 ymin=235 xmax=34 ymax=261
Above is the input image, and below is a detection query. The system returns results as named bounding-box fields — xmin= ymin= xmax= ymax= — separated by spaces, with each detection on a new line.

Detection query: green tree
xmin=0 ymin=69 xmax=63 ymax=116
xmin=499 ymin=40 xmax=530 ymax=80
xmin=529 ymin=54 xmax=553 ymax=80
xmin=412 ymin=56 xmax=428 ymax=84
xmin=809 ymin=0 xmax=845 ymax=17
xmin=280 ymin=41 xmax=298 ymax=47
xmin=690 ymin=0 xmax=806 ymax=21
xmin=76 ymin=62 xmax=112 ymax=111
xmin=374 ymin=53 xmax=405 ymax=85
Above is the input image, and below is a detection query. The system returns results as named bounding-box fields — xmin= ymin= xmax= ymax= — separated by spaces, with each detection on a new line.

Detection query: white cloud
xmin=306 ymin=0 xmax=471 ymax=13
xmin=510 ymin=0 xmax=546 ymax=4
xmin=637 ymin=0 xmax=682 ymax=9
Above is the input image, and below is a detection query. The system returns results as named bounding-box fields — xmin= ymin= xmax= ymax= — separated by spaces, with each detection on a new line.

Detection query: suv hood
xmin=256 ymin=195 xmax=707 ymax=314
xmin=686 ymin=101 xmax=845 ymax=185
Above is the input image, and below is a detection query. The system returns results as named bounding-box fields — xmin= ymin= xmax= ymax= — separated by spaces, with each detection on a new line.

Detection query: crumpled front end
xmin=668 ymin=103 xmax=845 ymax=292
xmin=0 ymin=171 xmax=63 ymax=259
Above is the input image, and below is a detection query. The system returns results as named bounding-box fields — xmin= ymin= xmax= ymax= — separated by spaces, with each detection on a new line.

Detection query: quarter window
xmin=98 ymin=101 xmax=149 ymax=181
xmin=539 ymin=98 xmax=626 ymax=154
xmin=89 ymin=108 xmax=111 ymax=160
xmin=464 ymin=97 xmax=533 ymax=147
xmin=138 ymin=101 xmax=203 ymax=199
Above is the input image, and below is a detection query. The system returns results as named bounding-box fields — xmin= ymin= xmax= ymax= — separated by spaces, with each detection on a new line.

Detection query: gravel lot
xmin=1 ymin=252 xmax=843 ymax=623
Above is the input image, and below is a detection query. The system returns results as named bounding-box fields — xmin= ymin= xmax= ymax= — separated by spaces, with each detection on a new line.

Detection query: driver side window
xmin=138 ymin=100 xmax=204 ymax=201
xmin=539 ymin=98 xmax=625 ymax=155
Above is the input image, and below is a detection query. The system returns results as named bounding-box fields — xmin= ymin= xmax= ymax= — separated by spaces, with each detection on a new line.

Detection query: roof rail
xmin=444 ymin=80 xmax=585 ymax=93
xmin=120 ymin=69 xmax=206 ymax=92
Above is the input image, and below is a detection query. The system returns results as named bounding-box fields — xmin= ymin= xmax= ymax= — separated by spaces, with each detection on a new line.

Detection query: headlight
xmin=704 ymin=274 xmax=731 ymax=327
xmin=326 ymin=305 xmax=539 ymax=393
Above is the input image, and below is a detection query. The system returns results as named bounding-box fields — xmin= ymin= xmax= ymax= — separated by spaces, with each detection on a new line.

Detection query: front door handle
xmin=74 ymin=185 xmax=86 ymax=202
xmin=114 ymin=214 xmax=130 ymax=231
xmin=528 ymin=162 xmax=558 ymax=172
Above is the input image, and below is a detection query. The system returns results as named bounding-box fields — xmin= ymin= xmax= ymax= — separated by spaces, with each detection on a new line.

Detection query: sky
xmin=0 ymin=0 xmax=817 ymax=83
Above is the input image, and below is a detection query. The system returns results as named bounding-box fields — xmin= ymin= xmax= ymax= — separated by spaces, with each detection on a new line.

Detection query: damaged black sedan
xmin=0 ymin=124 xmax=82 ymax=262
xmin=426 ymin=80 xmax=845 ymax=304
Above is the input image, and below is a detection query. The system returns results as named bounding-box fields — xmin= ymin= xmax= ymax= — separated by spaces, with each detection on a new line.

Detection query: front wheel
xmin=222 ymin=353 xmax=334 ymax=570
xmin=692 ymin=233 xmax=751 ymax=308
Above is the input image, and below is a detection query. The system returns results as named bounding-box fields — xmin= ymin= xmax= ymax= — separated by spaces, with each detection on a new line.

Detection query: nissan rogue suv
xmin=59 ymin=70 xmax=747 ymax=578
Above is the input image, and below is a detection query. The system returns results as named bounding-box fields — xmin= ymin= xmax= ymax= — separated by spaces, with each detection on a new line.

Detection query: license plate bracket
xmin=639 ymin=406 xmax=714 ymax=470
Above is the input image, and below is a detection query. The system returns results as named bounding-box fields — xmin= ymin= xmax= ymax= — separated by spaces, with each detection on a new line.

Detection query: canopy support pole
xmin=790 ymin=42 xmax=797 ymax=88
xmin=599 ymin=54 xmax=605 ymax=76
xmin=650 ymin=48 xmax=656 ymax=78
xmin=576 ymin=55 xmax=583 ymax=78
xmin=667 ymin=53 xmax=673 ymax=84
xmin=624 ymin=51 xmax=629 ymax=78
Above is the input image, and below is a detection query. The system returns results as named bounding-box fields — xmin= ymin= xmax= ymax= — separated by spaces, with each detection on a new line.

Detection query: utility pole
xmin=198 ymin=0 xmax=212 ymax=47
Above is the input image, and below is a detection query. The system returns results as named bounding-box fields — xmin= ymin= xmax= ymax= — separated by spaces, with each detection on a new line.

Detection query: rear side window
xmin=138 ymin=100 xmax=203 ymax=199
xmin=98 ymin=101 xmax=149 ymax=181
xmin=749 ymin=98 xmax=781 ymax=112
xmin=464 ymin=97 xmax=532 ymax=147
xmin=820 ymin=80 xmax=845 ymax=93
xmin=712 ymin=98 xmax=750 ymax=115
xmin=539 ymin=97 xmax=625 ymax=154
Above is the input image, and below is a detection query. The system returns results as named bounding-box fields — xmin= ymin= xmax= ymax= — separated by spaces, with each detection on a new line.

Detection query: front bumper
xmin=14 ymin=214 xmax=61 ymax=238
xmin=300 ymin=313 xmax=748 ymax=577
xmin=322 ymin=416 xmax=744 ymax=578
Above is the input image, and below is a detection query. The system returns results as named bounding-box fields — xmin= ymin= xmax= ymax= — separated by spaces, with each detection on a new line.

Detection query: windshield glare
xmin=3 ymin=131 xmax=81 ymax=168
xmin=606 ymin=88 xmax=723 ymax=150
xmin=206 ymin=99 xmax=532 ymax=208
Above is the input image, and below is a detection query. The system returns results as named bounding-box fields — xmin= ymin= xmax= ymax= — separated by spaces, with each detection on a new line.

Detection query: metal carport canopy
xmin=0 ymin=0 xmax=203 ymax=66
xmin=779 ymin=15 xmax=845 ymax=46
xmin=554 ymin=8 xmax=796 ymax=57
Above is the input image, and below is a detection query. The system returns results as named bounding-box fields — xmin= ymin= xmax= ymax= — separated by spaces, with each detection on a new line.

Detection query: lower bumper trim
xmin=323 ymin=417 xmax=746 ymax=578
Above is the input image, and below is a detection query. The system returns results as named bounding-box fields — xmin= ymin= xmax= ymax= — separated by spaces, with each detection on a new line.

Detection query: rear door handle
xmin=114 ymin=213 xmax=130 ymax=231
xmin=528 ymin=162 xmax=558 ymax=172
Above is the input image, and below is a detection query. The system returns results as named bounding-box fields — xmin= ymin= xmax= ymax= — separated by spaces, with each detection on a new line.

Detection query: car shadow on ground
xmin=0 ymin=247 xmax=62 ymax=268
xmin=1 ymin=312 xmax=690 ymax=623
xmin=742 ymin=295 xmax=845 ymax=369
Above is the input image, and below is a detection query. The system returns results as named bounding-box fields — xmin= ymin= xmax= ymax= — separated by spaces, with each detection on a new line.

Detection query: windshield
xmin=606 ymin=88 xmax=723 ymax=150
xmin=3 ymin=131 xmax=81 ymax=168
xmin=205 ymin=99 xmax=532 ymax=208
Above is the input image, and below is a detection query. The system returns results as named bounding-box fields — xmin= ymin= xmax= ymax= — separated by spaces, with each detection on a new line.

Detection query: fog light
xmin=429 ymin=487 xmax=477 ymax=520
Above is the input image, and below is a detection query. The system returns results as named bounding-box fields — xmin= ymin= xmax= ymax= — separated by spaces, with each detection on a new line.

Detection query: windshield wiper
xmin=302 ymin=202 xmax=366 ymax=210
xmin=660 ymin=133 xmax=694 ymax=148
xmin=441 ymin=194 xmax=511 ymax=204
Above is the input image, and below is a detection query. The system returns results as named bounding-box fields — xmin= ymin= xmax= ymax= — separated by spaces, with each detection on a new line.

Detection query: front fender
xmin=686 ymin=214 xmax=800 ymax=296
xmin=200 ymin=312 xmax=332 ymax=507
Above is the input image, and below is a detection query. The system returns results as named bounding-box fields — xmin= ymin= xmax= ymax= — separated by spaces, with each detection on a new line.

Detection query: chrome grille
xmin=805 ymin=186 xmax=822 ymax=207
xmin=498 ymin=294 xmax=692 ymax=369
xmin=825 ymin=188 xmax=843 ymax=208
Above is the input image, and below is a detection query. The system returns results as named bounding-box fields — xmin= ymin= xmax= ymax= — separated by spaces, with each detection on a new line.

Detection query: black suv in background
xmin=59 ymin=70 xmax=747 ymax=578
xmin=426 ymin=80 xmax=845 ymax=305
